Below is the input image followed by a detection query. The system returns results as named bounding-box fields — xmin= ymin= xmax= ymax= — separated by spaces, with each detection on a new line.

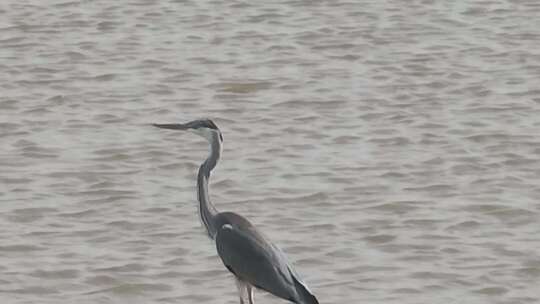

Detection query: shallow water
xmin=1 ymin=0 xmax=540 ymax=303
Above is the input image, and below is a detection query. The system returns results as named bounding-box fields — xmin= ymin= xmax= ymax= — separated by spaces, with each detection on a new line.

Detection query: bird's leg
xmin=235 ymin=278 xmax=249 ymax=304
xmin=247 ymin=284 xmax=254 ymax=304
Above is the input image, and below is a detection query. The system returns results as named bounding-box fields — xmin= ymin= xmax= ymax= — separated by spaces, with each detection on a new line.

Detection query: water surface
xmin=1 ymin=1 xmax=540 ymax=303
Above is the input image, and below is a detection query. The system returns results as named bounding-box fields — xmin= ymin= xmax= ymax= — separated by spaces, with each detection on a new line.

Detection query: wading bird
xmin=153 ymin=119 xmax=319 ymax=304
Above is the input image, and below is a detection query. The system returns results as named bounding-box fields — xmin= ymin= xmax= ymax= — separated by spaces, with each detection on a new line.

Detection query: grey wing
xmin=215 ymin=224 xmax=298 ymax=302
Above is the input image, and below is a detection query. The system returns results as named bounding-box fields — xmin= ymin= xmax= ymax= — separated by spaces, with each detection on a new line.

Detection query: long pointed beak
xmin=152 ymin=123 xmax=190 ymax=130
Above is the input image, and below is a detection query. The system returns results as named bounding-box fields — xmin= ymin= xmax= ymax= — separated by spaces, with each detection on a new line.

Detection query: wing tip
xmin=292 ymin=275 xmax=319 ymax=304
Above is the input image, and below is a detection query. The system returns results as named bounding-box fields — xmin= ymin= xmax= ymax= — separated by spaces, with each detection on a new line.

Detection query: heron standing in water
xmin=153 ymin=119 xmax=319 ymax=304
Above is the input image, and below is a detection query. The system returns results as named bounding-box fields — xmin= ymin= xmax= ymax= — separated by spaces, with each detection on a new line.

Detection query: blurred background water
xmin=1 ymin=0 xmax=540 ymax=303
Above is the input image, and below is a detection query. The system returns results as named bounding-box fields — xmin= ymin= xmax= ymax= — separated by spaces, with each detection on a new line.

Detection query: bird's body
xmin=215 ymin=212 xmax=318 ymax=304
xmin=154 ymin=119 xmax=318 ymax=304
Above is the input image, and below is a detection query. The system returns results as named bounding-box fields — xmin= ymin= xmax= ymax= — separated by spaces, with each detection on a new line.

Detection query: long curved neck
xmin=197 ymin=133 xmax=222 ymax=239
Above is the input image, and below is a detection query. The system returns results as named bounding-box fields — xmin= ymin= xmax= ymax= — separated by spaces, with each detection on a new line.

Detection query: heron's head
xmin=153 ymin=119 xmax=223 ymax=143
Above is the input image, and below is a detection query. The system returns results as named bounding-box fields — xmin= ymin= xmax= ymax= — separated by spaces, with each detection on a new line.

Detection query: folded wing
xmin=216 ymin=224 xmax=317 ymax=303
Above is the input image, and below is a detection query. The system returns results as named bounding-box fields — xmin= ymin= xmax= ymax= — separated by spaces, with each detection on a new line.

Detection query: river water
xmin=1 ymin=1 xmax=540 ymax=303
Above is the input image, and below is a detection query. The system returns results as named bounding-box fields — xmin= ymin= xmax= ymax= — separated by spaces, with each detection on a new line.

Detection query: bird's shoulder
xmin=214 ymin=211 xmax=254 ymax=230
xmin=215 ymin=212 xmax=277 ymax=255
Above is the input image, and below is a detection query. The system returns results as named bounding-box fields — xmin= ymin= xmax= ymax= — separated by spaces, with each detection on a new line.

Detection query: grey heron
xmin=153 ymin=119 xmax=319 ymax=304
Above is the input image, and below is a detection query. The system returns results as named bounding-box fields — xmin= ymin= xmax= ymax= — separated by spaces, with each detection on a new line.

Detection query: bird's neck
xmin=197 ymin=134 xmax=222 ymax=238
xmin=203 ymin=137 xmax=222 ymax=172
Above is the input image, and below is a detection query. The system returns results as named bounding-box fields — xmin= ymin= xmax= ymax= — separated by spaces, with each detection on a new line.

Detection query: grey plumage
xmin=153 ymin=119 xmax=319 ymax=304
